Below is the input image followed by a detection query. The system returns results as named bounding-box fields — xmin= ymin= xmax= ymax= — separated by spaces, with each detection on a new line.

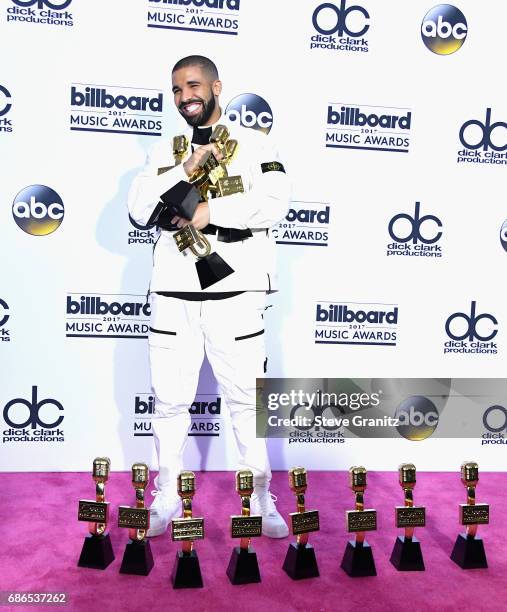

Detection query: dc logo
xmin=388 ymin=202 xmax=442 ymax=245
xmin=421 ymin=5 xmax=467 ymax=55
xmin=3 ymin=386 xmax=64 ymax=429
xmin=290 ymin=401 xmax=343 ymax=432
xmin=11 ymin=0 xmax=72 ymax=9
xmin=0 ymin=299 xmax=9 ymax=328
xmin=500 ymin=219 xmax=507 ymax=252
xmin=445 ymin=301 xmax=498 ymax=342
xmin=0 ymin=85 xmax=12 ymax=117
xmin=312 ymin=1 xmax=370 ymax=38
xmin=12 ymin=185 xmax=64 ymax=236
xmin=483 ymin=405 xmax=507 ymax=433
xmin=225 ymin=93 xmax=273 ymax=134
xmin=459 ymin=109 xmax=507 ymax=152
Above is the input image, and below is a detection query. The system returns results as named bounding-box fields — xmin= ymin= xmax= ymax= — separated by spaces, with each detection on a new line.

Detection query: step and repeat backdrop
xmin=1 ymin=0 xmax=506 ymax=473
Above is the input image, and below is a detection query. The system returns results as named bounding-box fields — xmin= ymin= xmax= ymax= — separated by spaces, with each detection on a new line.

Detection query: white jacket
xmin=128 ymin=114 xmax=291 ymax=292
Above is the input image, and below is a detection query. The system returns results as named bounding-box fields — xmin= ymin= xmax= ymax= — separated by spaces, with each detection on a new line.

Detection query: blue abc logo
xmin=0 ymin=85 xmax=12 ymax=117
xmin=459 ymin=109 xmax=507 ymax=152
xmin=3 ymin=386 xmax=64 ymax=429
xmin=12 ymin=185 xmax=64 ymax=236
xmin=225 ymin=93 xmax=273 ymax=134
xmin=388 ymin=202 xmax=442 ymax=244
xmin=500 ymin=219 xmax=507 ymax=252
xmin=312 ymin=1 xmax=370 ymax=37
xmin=445 ymin=301 xmax=498 ymax=342
xmin=11 ymin=0 xmax=72 ymax=9
xmin=421 ymin=4 xmax=467 ymax=55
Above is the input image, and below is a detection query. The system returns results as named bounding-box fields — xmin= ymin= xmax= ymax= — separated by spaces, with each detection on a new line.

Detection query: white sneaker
xmin=146 ymin=489 xmax=181 ymax=537
xmin=251 ymin=489 xmax=289 ymax=538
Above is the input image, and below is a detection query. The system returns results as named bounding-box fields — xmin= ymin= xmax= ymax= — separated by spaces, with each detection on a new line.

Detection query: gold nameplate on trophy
xmin=217 ymin=176 xmax=244 ymax=197
xmin=157 ymin=166 xmax=173 ymax=176
xmin=290 ymin=510 xmax=320 ymax=535
xmin=118 ymin=506 xmax=150 ymax=530
xmin=395 ymin=506 xmax=426 ymax=528
xmin=459 ymin=504 xmax=490 ymax=525
xmin=346 ymin=509 xmax=377 ymax=532
xmin=231 ymin=515 xmax=263 ymax=538
xmin=174 ymin=225 xmax=201 ymax=252
xmin=171 ymin=518 xmax=205 ymax=541
xmin=78 ymin=500 xmax=109 ymax=523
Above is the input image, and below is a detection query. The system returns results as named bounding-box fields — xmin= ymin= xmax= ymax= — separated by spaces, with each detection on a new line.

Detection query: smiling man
xmin=128 ymin=55 xmax=290 ymax=538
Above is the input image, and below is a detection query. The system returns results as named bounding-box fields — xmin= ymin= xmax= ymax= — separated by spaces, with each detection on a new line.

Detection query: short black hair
xmin=172 ymin=55 xmax=219 ymax=80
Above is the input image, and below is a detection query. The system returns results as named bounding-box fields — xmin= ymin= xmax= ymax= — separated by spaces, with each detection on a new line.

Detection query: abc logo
xmin=0 ymin=299 xmax=9 ymax=328
xmin=500 ymin=219 xmax=507 ymax=252
xmin=395 ymin=395 xmax=439 ymax=441
xmin=225 ymin=94 xmax=273 ymax=134
xmin=421 ymin=5 xmax=467 ymax=55
xmin=3 ymin=386 xmax=64 ymax=429
xmin=12 ymin=185 xmax=64 ymax=236
xmin=0 ymin=85 xmax=12 ymax=117
xmin=312 ymin=1 xmax=370 ymax=37
xmin=459 ymin=108 xmax=507 ymax=152
xmin=388 ymin=202 xmax=442 ymax=244
xmin=11 ymin=0 xmax=72 ymax=9
xmin=445 ymin=301 xmax=498 ymax=342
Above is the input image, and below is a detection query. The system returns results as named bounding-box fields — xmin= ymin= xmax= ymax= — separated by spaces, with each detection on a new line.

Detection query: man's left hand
xmin=171 ymin=202 xmax=210 ymax=230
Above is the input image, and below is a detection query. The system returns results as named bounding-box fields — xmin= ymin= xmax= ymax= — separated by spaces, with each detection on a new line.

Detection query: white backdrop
xmin=1 ymin=0 xmax=506 ymax=473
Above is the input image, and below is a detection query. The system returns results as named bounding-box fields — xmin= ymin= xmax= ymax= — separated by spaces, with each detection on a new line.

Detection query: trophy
xmin=390 ymin=464 xmax=426 ymax=571
xmin=450 ymin=461 xmax=489 ymax=569
xmin=226 ymin=470 xmax=263 ymax=585
xmin=77 ymin=457 xmax=115 ymax=569
xmin=157 ymin=135 xmax=189 ymax=176
xmin=282 ymin=467 xmax=320 ymax=580
xmin=118 ymin=463 xmax=154 ymax=576
xmin=171 ymin=471 xmax=205 ymax=589
xmin=340 ymin=466 xmax=377 ymax=577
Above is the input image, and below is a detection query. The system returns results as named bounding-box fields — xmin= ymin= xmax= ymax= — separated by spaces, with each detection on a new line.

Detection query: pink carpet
xmin=2 ymin=471 xmax=506 ymax=611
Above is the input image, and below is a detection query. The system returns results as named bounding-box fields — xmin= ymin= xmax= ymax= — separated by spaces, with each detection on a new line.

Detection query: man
xmin=128 ymin=55 xmax=290 ymax=538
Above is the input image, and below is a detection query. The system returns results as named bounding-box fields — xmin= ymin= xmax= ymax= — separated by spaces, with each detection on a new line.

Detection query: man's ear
xmin=212 ymin=79 xmax=222 ymax=96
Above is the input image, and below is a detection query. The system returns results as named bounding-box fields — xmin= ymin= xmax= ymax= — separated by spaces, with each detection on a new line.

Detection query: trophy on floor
xmin=282 ymin=467 xmax=320 ymax=580
xmin=226 ymin=470 xmax=263 ymax=585
xmin=390 ymin=464 xmax=426 ymax=571
xmin=341 ymin=466 xmax=377 ymax=577
xmin=171 ymin=471 xmax=205 ymax=589
xmin=118 ymin=463 xmax=154 ymax=576
xmin=450 ymin=461 xmax=489 ymax=569
xmin=77 ymin=457 xmax=115 ymax=569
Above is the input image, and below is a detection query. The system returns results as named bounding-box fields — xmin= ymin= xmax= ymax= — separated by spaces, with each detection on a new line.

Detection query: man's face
xmin=172 ymin=65 xmax=221 ymax=127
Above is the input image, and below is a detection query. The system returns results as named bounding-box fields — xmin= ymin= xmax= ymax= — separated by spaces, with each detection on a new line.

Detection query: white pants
xmin=148 ymin=291 xmax=272 ymax=492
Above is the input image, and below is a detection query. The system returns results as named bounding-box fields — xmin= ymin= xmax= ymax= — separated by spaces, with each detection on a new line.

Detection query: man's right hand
xmin=183 ymin=143 xmax=223 ymax=178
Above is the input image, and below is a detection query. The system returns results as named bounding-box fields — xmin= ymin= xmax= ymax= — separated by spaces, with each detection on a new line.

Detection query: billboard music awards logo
xmin=6 ymin=0 xmax=73 ymax=27
xmin=315 ymin=301 xmax=399 ymax=346
xmin=69 ymin=84 xmax=164 ymax=137
xmin=273 ymin=201 xmax=330 ymax=247
xmin=225 ymin=94 xmax=273 ymax=134
xmin=326 ymin=104 xmax=412 ymax=153
xmin=133 ymin=393 xmax=222 ymax=437
xmin=12 ymin=185 xmax=64 ymax=236
xmin=310 ymin=1 xmax=370 ymax=53
xmin=0 ymin=85 xmax=13 ymax=133
xmin=147 ymin=0 xmax=240 ymax=36
xmin=0 ymin=299 xmax=11 ymax=343
xmin=457 ymin=109 xmax=507 ymax=167
xmin=387 ymin=202 xmax=443 ymax=258
xmin=500 ymin=220 xmax=507 ymax=252
xmin=65 ymin=294 xmax=150 ymax=339
xmin=128 ymin=215 xmax=156 ymax=246
xmin=421 ymin=5 xmax=467 ymax=55
xmin=3 ymin=386 xmax=64 ymax=443
xmin=444 ymin=301 xmax=498 ymax=355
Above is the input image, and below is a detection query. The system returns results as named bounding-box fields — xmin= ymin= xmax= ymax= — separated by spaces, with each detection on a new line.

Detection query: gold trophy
xmin=390 ymin=463 xmax=426 ymax=571
xmin=157 ymin=135 xmax=190 ymax=175
xmin=77 ymin=457 xmax=115 ymax=569
xmin=226 ymin=470 xmax=262 ymax=585
xmin=282 ymin=467 xmax=320 ymax=580
xmin=171 ymin=471 xmax=204 ymax=589
xmin=450 ymin=461 xmax=489 ymax=569
xmin=340 ymin=466 xmax=377 ymax=577
xmin=118 ymin=463 xmax=154 ymax=576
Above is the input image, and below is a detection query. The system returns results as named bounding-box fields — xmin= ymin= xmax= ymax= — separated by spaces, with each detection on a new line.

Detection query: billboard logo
xmin=147 ymin=0 xmax=240 ymax=36
xmin=225 ymin=94 xmax=273 ymax=134
xmin=421 ymin=5 xmax=467 ymax=55
xmin=7 ymin=0 xmax=73 ymax=26
xmin=12 ymin=185 xmax=64 ymax=236
xmin=311 ymin=1 xmax=370 ymax=53
xmin=387 ymin=202 xmax=443 ymax=258
xmin=273 ymin=202 xmax=330 ymax=247
xmin=444 ymin=301 xmax=498 ymax=355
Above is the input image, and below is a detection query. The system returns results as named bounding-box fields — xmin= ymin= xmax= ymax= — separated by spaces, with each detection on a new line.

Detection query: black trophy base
xmin=119 ymin=539 xmax=154 ymax=576
xmin=341 ymin=540 xmax=377 ymax=577
xmin=226 ymin=546 xmax=261 ymax=585
xmin=282 ymin=543 xmax=319 ymax=580
xmin=77 ymin=534 xmax=115 ymax=570
xmin=196 ymin=253 xmax=234 ymax=289
xmin=171 ymin=550 xmax=204 ymax=589
xmin=451 ymin=534 xmax=488 ymax=569
xmin=390 ymin=536 xmax=425 ymax=571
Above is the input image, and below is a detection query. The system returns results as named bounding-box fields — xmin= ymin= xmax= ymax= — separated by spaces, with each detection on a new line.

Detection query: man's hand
xmin=183 ymin=143 xmax=223 ymax=178
xmin=171 ymin=202 xmax=210 ymax=230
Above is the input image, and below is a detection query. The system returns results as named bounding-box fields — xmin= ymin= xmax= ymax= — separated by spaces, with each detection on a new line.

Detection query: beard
xmin=178 ymin=88 xmax=217 ymax=127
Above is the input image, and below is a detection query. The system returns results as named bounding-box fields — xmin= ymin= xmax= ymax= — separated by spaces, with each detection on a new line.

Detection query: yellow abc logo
xmin=421 ymin=5 xmax=467 ymax=55
xmin=12 ymin=185 xmax=64 ymax=236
